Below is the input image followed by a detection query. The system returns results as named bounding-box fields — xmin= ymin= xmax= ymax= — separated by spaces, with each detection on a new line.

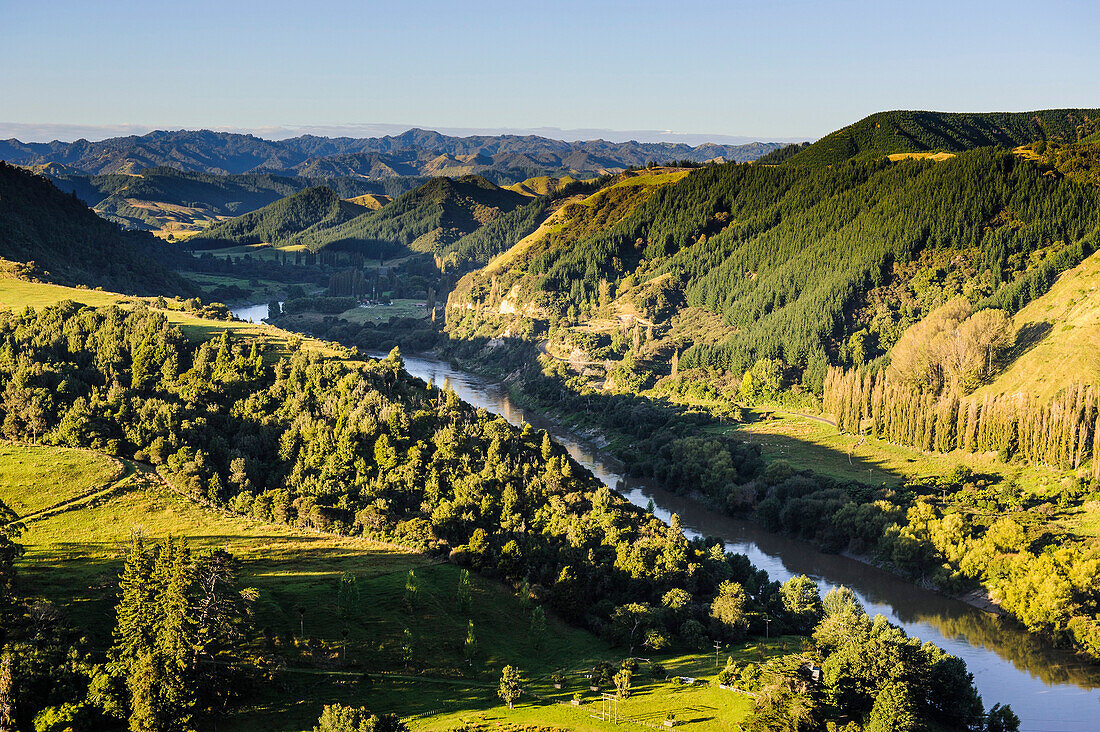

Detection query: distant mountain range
xmin=0 ymin=128 xmax=785 ymax=178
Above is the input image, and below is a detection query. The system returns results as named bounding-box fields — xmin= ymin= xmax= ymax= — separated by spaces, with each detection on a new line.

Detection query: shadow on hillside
xmin=997 ymin=320 xmax=1053 ymax=373
xmin=731 ymin=414 xmax=906 ymax=487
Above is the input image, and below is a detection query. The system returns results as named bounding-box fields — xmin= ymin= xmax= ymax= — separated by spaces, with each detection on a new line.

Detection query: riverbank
xmin=442 ymin=350 xmax=1017 ymax=620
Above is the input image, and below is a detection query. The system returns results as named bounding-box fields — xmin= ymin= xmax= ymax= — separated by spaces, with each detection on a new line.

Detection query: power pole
xmin=714 ymin=640 xmax=722 ymax=667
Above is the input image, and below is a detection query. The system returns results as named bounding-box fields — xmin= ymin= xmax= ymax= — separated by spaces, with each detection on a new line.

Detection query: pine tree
xmin=456 ymin=569 xmax=472 ymax=614
xmin=112 ymin=534 xmax=156 ymax=666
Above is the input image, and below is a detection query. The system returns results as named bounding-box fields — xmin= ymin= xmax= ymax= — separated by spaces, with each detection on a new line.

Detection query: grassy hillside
xmin=188 ymin=186 xmax=369 ymax=248
xmin=783 ymin=108 xmax=1100 ymax=167
xmin=0 ymin=273 xmax=340 ymax=359
xmin=345 ymin=193 xmax=393 ymax=209
xmin=503 ymin=175 xmax=576 ymax=196
xmin=975 ymin=249 xmax=1100 ymax=401
xmin=2 ymin=441 xmax=806 ymax=731
xmin=0 ymin=162 xmax=194 ymax=295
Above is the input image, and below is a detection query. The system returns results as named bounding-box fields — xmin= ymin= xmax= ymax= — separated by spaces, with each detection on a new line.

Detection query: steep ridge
xmin=782 ymin=108 xmax=1100 ymax=167
xmin=187 ymin=186 xmax=368 ymax=248
xmin=447 ymin=149 xmax=1100 ymax=381
xmin=0 ymin=162 xmax=193 ymax=295
xmin=277 ymin=175 xmax=527 ymax=257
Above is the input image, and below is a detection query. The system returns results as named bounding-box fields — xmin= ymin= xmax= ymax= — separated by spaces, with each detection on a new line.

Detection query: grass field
xmin=886 ymin=152 xmax=956 ymax=162
xmin=2 ymin=441 xmax=787 ymax=731
xmin=729 ymin=408 xmax=1076 ymax=497
xmin=183 ymin=272 xmax=312 ymax=303
xmin=0 ymin=444 xmax=122 ymax=516
xmin=977 ymin=249 xmax=1100 ymax=402
xmin=336 ymin=299 xmax=429 ymax=324
xmin=0 ymin=274 xmax=342 ymax=360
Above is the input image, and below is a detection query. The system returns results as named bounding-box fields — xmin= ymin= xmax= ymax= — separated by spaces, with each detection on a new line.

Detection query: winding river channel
xmin=396 ymin=354 xmax=1100 ymax=732
xmin=229 ymin=302 xmax=1100 ymax=730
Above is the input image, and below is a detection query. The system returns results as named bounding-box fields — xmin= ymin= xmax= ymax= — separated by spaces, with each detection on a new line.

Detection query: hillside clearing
xmin=977 ymin=249 xmax=1100 ymax=401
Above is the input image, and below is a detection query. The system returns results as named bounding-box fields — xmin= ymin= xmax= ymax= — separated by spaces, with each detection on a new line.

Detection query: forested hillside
xmin=449 ymin=149 xmax=1100 ymax=384
xmin=193 ymin=175 xmax=530 ymax=258
xmin=38 ymin=166 xmax=409 ymax=235
xmin=0 ymin=162 xmax=194 ymax=295
xmin=187 ymin=186 xmax=369 ymax=248
xmin=0 ymin=293 xmax=1012 ymax=730
xmin=782 ymin=108 xmax=1100 ymax=167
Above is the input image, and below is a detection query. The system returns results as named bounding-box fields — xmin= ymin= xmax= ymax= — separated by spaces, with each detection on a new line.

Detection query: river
xmin=395 ymin=352 xmax=1100 ymax=732
xmin=232 ymin=301 xmax=281 ymax=324
xmin=231 ymin=294 xmax=1100 ymax=730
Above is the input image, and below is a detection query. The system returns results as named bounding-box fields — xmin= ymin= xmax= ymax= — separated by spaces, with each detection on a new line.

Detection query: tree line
xmin=824 ymin=367 xmax=1100 ymax=475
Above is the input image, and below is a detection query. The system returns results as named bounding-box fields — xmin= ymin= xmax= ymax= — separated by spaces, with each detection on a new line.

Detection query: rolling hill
xmin=446 ymin=148 xmax=1100 ymax=380
xmin=191 ymin=175 xmax=529 ymax=259
xmin=187 ymin=186 xmax=370 ymax=249
xmin=37 ymin=166 xmax=409 ymax=237
xmin=0 ymin=162 xmax=194 ymax=295
xmin=781 ymin=108 xmax=1100 ymax=167
xmin=975 ymin=248 xmax=1100 ymax=402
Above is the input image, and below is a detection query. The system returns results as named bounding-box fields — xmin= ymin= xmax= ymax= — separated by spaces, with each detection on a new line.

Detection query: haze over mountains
xmin=0 ymin=128 xmax=785 ymax=177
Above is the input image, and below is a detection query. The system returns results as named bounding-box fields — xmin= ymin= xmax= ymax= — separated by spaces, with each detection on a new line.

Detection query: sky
xmin=2 ymin=0 xmax=1098 ymax=144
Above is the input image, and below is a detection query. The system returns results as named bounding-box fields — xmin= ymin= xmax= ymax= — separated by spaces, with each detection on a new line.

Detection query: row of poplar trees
xmin=824 ymin=366 xmax=1100 ymax=476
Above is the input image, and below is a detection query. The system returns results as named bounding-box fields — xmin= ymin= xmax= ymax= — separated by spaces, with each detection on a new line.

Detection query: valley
xmin=5 ymin=106 xmax=1100 ymax=732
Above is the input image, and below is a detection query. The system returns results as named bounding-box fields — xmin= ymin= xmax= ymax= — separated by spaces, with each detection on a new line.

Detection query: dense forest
xmin=0 ymin=163 xmax=195 ymax=296
xmin=190 ymin=175 xmax=529 ymax=259
xmin=451 ymin=149 xmax=1100 ymax=383
xmin=0 ymin=302 xmax=779 ymax=637
xmin=782 ymin=108 xmax=1100 ymax=167
xmin=0 ymin=301 xmax=1015 ymax=729
xmin=187 ymin=186 xmax=370 ymax=249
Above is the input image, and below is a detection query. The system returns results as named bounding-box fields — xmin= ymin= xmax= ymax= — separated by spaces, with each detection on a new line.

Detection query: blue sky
xmin=2 ymin=0 xmax=1098 ymax=142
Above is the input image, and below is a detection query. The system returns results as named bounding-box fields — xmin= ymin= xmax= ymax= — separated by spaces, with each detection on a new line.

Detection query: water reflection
xmin=394 ymin=353 xmax=1100 ymax=731
xmin=230 ymin=302 xmax=282 ymax=324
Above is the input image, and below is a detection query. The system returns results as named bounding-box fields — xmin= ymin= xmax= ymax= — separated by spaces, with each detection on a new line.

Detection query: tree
xmin=338 ymin=572 xmax=361 ymax=619
xmin=0 ymin=646 xmax=13 ymax=732
xmin=780 ymin=575 xmax=823 ymax=634
xmin=614 ymin=668 xmax=632 ymax=699
xmin=866 ymin=681 xmax=915 ymax=732
xmin=404 ymin=570 xmax=418 ymax=609
xmin=709 ymin=581 xmax=748 ymax=639
xmin=313 ymin=704 xmax=407 ymax=732
xmin=984 ymin=703 xmax=1020 ymax=732
xmin=0 ymin=499 xmax=24 ymax=635
xmin=456 ymin=569 xmax=471 ymax=614
xmin=610 ymin=603 xmax=656 ymax=654
xmin=717 ymin=657 xmax=739 ymax=686
xmin=530 ymin=606 xmax=547 ymax=651
xmin=498 ymin=666 xmax=522 ymax=710
xmin=401 ymin=628 xmax=414 ymax=668
xmin=464 ymin=620 xmax=477 ymax=662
